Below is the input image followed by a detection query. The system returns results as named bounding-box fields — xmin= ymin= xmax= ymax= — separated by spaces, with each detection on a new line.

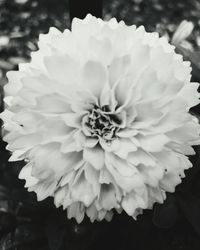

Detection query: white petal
xmin=136 ymin=134 xmax=169 ymax=152
xmin=19 ymin=163 xmax=39 ymax=187
xmin=54 ymin=187 xmax=66 ymax=207
xmin=81 ymin=61 xmax=107 ymax=98
xmin=109 ymin=55 xmax=131 ymax=87
xmin=29 ymin=181 xmax=57 ymax=201
xmin=35 ymin=94 xmax=71 ymax=114
xmin=61 ymin=112 xmax=87 ymax=128
xmin=44 ymin=55 xmax=78 ymax=84
xmin=105 ymin=153 xmax=144 ymax=192
xmin=128 ymin=149 xmax=156 ymax=166
xmin=67 ymin=203 xmax=85 ymax=224
xmin=114 ymin=138 xmax=137 ymax=158
xmin=84 ymin=163 xmax=100 ymax=195
xmin=72 ymin=174 xmax=95 ymax=207
xmin=83 ymin=146 xmax=105 ymax=170
xmin=99 ymin=184 xmax=118 ymax=210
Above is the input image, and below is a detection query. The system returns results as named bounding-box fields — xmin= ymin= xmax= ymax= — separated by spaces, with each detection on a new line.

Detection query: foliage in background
xmin=1 ymin=0 xmax=200 ymax=249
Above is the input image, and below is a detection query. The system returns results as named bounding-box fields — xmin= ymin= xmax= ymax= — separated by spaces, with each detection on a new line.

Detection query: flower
xmin=172 ymin=20 xmax=194 ymax=51
xmin=1 ymin=14 xmax=200 ymax=223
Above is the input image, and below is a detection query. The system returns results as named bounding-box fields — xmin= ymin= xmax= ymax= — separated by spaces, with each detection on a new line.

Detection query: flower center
xmin=84 ymin=105 xmax=122 ymax=141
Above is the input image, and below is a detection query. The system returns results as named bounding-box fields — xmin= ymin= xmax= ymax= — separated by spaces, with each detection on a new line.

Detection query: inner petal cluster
xmin=83 ymin=105 xmax=122 ymax=142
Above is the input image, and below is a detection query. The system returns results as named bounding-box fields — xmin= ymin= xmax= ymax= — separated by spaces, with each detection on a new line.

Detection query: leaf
xmin=0 ymin=212 xmax=17 ymax=235
xmin=153 ymin=194 xmax=178 ymax=228
xmin=178 ymin=190 xmax=200 ymax=236
xmin=45 ymin=211 xmax=66 ymax=250
xmin=0 ymin=232 xmax=13 ymax=250
xmin=0 ymin=200 xmax=12 ymax=214
xmin=14 ymin=224 xmax=43 ymax=244
xmin=0 ymin=224 xmax=44 ymax=250
xmin=0 ymin=186 xmax=10 ymax=200
xmin=0 ymin=225 xmax=47 ymax=250
xmin=0 ymin=187 xmax=17 ymax=234
xmin=66 ymin=219 xmax=102 ymax=250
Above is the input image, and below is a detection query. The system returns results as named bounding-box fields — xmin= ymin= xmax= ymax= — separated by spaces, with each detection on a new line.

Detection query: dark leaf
xmin=11 ymin=187 xmax=54 ymax=220
xmin=0 ymin=200 xmax=12 ymax=213
xmin=0 ymin=185 xmax=10 ymax=200
xmin=153 ymin=194 xmax=178 ymax=228
xmin=13 ymin=224 xmax=43 ymax=245
xmin=0 ymin=224 xmax=44 ymax=249
xmin=0 ymin=232 xmax=13 ymax=250
xmin=0 ymin=212 xmax=17 ymax=235
xmin=0 ymin=189 xmax=17 ymax=235
xmin=178 ymin=190 xmax=200 ymax=236
xmin=45 ymin=211 xmax=66 ymax=250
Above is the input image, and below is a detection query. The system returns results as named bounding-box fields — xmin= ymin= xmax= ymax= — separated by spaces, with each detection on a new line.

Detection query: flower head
xmin=1 ymin=14 xmax=200 ymax=223
xmin=172 ymin=20 xmax=194 ymax=51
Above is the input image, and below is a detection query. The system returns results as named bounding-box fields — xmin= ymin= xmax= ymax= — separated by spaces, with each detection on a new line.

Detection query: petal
xmin=105 ymin=153 xmax=143 ymax=192
xmin=44 ymin=55 xmax=78 ymax=84
xmin=71 ymin=173 xmax=96 ymax=207
xmin=30 ymin=144 xmax=83 ymax=180
xmin=83 ymin=146 xmax=105 ymax=170
xmin=122 ymin=190 xmax=148 ymax=216
xmin=72 ymin=14 xmax=101 ymax=39
xmin=99 ymin=168 xmax=113 ymax=184
xmin=61 ymin=112 xmax=87 ymax=128
xmin=81 ymin=61 xmax=107 ymax=98
xmin=176 ymin=82 xmax=200 ymax=108
xmin=89 ymin=37 xmax=112 ymax=65
xmin=9 ymin=149 xmax=26 ymax=162
xmin=60 ymin=171 xmax=76 ymax=187
xmin=8 ymin=133 xmax=43 ymax=150
xmin=99 ymin=184 xmax=118 ymax=210
xmin=19 ymin=163 xmax=39 ymax=187
xmin=116 ymin=128 xmax=138 ymax=138
xmin=114 ymin=138 xmax=137 ymax=158
xmin=84 ymin=163 xmax=100 ymax=195
xmin=136 ymin=134 xmax=169 ymax=152
xmin=109 ymin=55 xmax=131 ymax=87
xmin=34 ymin=94 xmax=71 ymax=114
xmin=67 ymin=202 xmax=85 ymax=224
xmin=29 ymin=180 xmax=57 ymax=201
xmin=5 ymin=71 xmax=25 ymax=96
xmin=86 ymin=204 xmax=98 ymax=222
xmin=54 ymin=187 xmax=67 ymax=207
xmin=128 ymin=149 xmax=156 ymax=166
xmin=137 ymin=164 xmax=164 ymax=187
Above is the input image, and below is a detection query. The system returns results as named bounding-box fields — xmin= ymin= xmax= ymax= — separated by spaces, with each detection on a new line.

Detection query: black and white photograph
xmin=0 ymin=0 xmax=200 ymax=249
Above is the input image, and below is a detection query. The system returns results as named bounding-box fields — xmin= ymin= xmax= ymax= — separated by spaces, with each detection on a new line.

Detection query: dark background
xmin=1 ymin=0 xmax=200 ymax=249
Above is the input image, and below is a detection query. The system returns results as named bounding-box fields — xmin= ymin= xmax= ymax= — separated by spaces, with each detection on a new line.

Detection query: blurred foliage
xmin=1 ymin=0 xmax=200 ymax=250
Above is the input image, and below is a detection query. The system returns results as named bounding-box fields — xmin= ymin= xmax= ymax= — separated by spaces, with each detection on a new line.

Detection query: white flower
xmin=1 ymin=14 xmax=200 ymax=223
xmin=172 ymin=20 xmax=194 ymax=50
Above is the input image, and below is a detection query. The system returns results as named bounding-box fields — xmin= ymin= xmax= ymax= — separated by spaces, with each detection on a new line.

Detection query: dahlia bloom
xmin=1 ymin=14 xmax=200 ymax=223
